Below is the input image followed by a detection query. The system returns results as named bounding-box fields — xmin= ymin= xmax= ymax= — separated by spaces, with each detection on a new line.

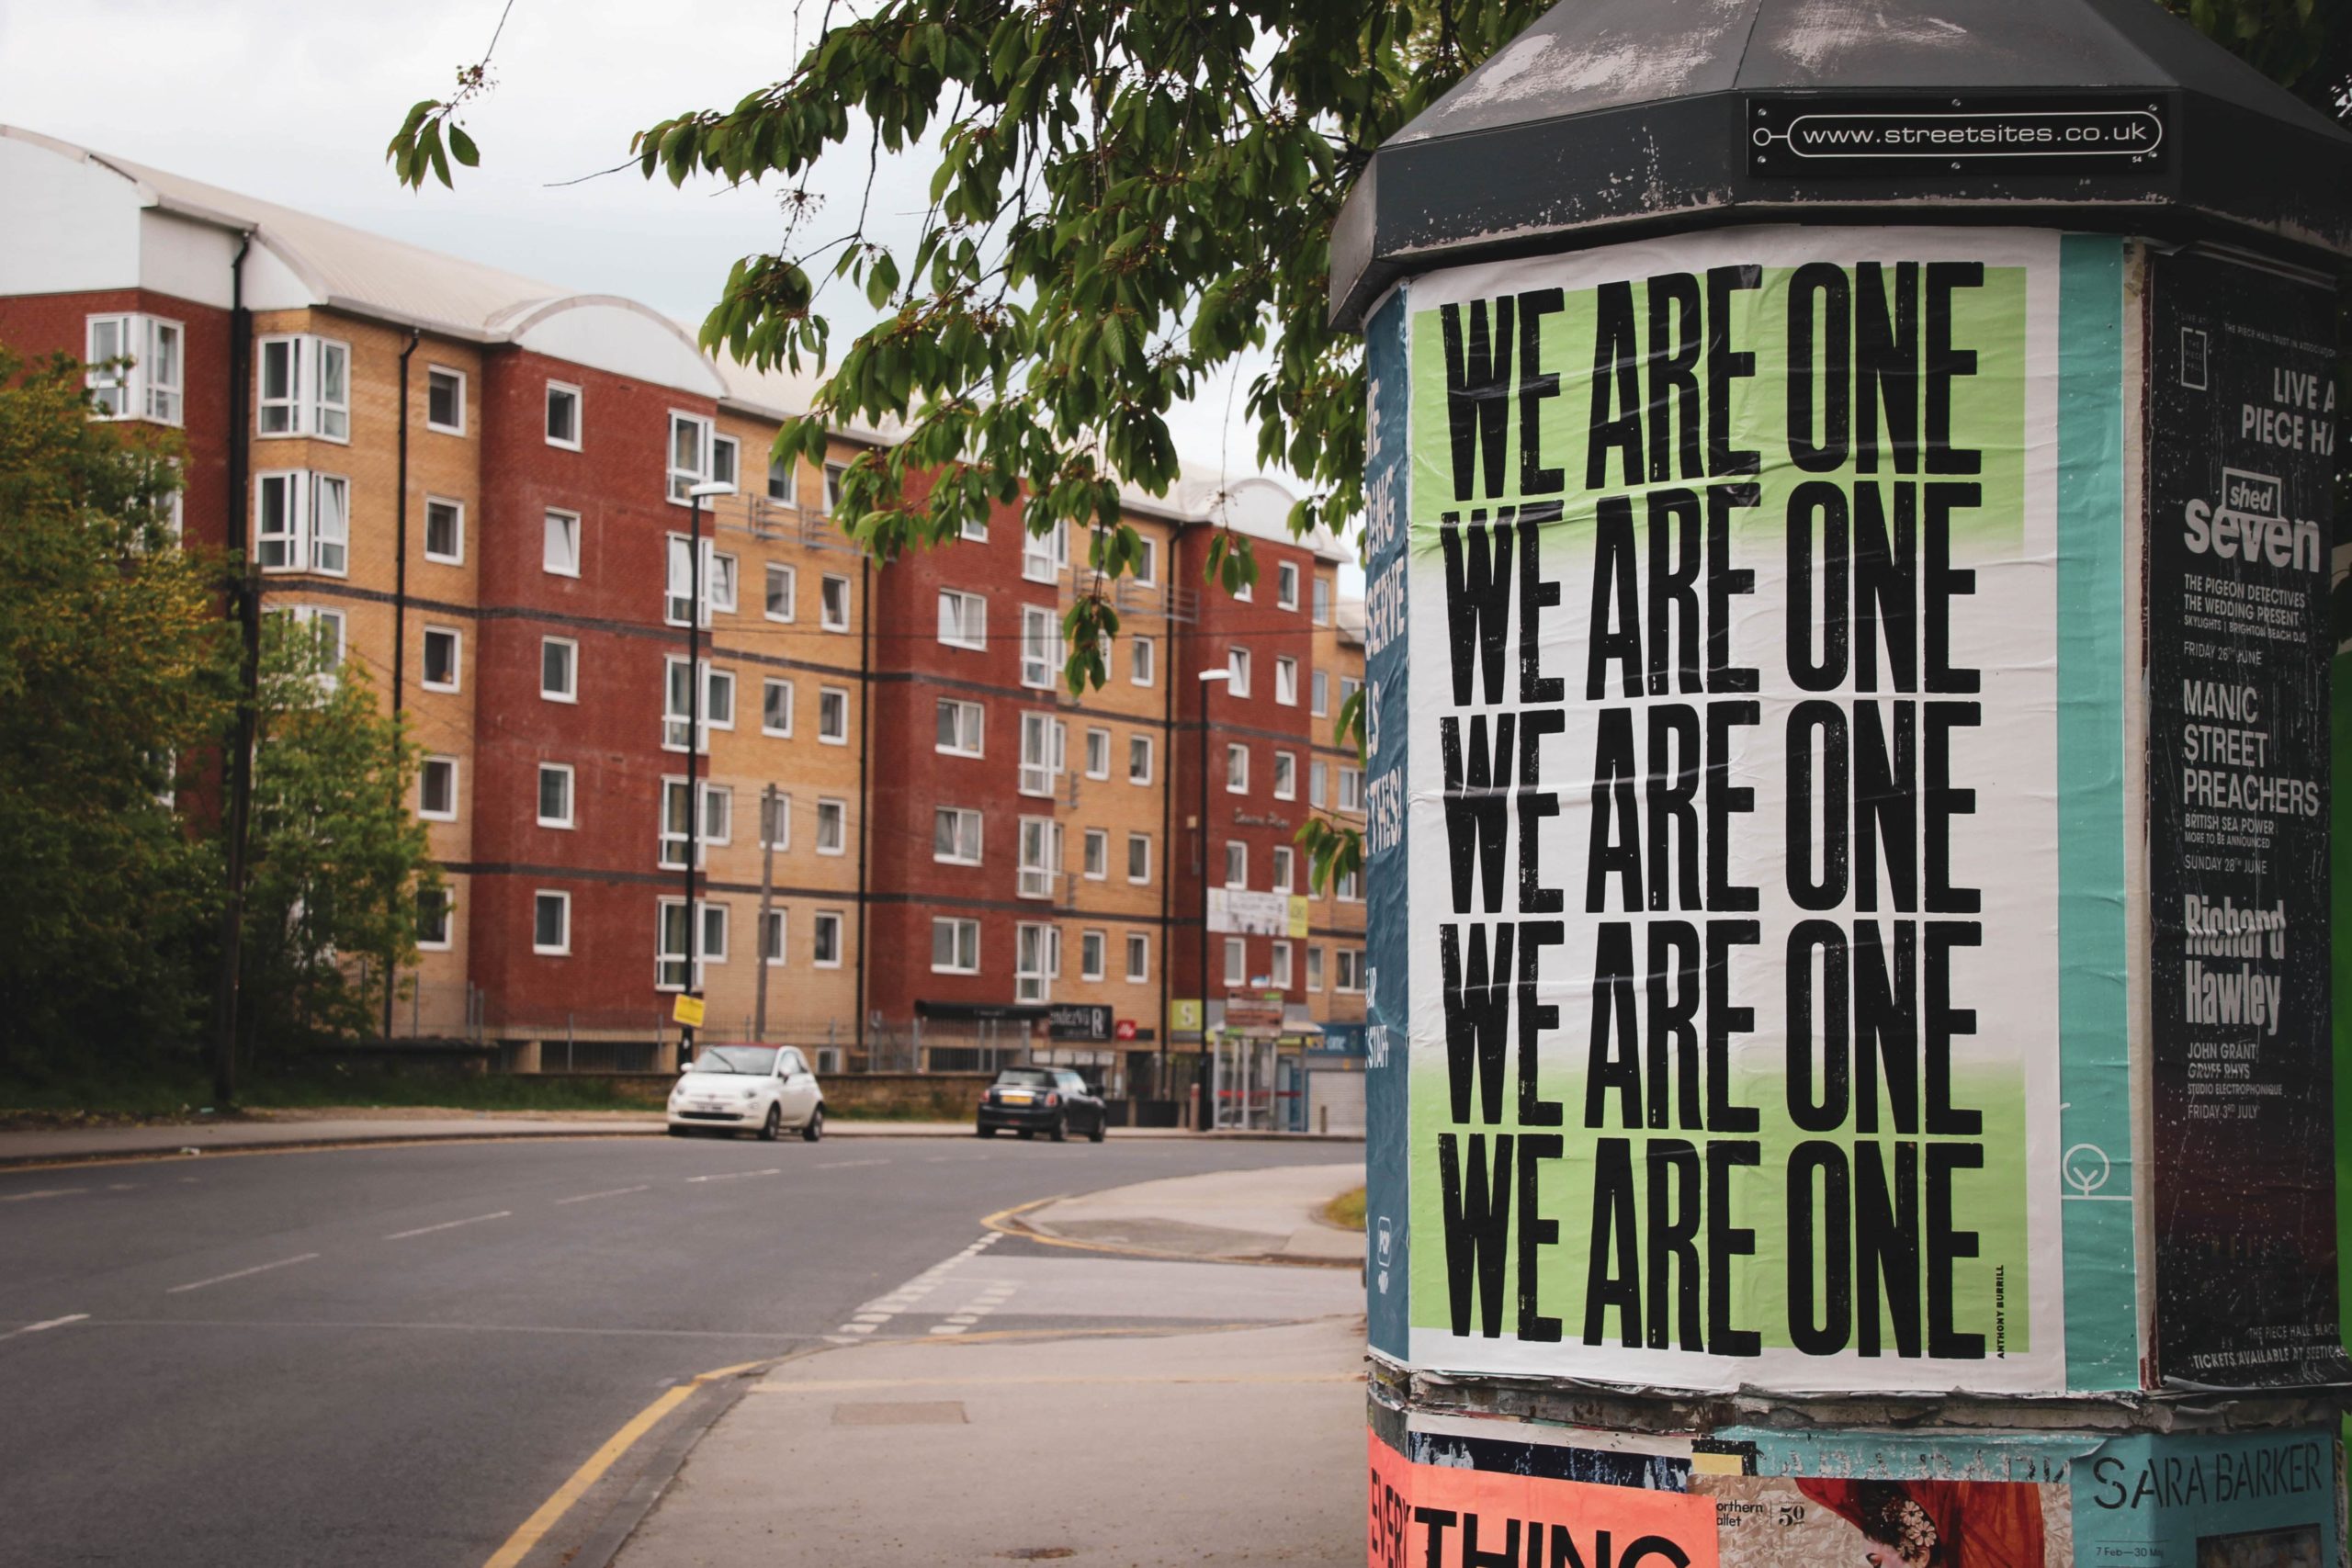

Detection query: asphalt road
xmin=0 ymin=1131 xmax=1338 ymax=1568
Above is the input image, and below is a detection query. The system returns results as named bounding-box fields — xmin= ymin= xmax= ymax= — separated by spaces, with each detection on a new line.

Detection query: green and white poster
xmin=1397 ymin=228 xmax=2112 ymax=1393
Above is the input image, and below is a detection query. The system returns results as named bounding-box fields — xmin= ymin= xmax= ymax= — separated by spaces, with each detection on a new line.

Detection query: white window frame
xmin=1225 ymin=840 xmax=1249 ymax=890
xmin=667 ymin=411 xmax=715 ymax=503
xmin=1023 ymin=519 xmax=1069 ymax=583
xmin=535 ymin=637 xmax=577 ymax=704
xmin=545 ymin=381 xmax=582 ymax=450
xmin=659 ymin=778 xmax=732 ymax=870
xmin=1314 ymin=575 xmax=1332 ymax=626
xmin=533 ymin=890 xmax=571 ymax=956
xmin=764 ymin=562 xmax=797 ymax=622
xmin=932 ymin=917 xmax=981 ymax=975
xmin=820 ymin=573 xmax=852 ymax=632
xmin=85 ymin=313 xmax=184 ymax=424
xmin=1126 ymin=833 xmax=1152 ymax=886
xmin=1339 ymin=766 xmax=1363 ymax=814
xmin=766 ymin=457 xmax=797 ymax=504
xmin=761 ymin=908 xmax=788 ymax=966
xmin=421 ymin=626 xmax=461 ymax=693
xmin=1227 ymin=646 xmax=1251 ymax=697
xmin=1083 ymin=727 xmax=1111 ymax=781
xmin=817 ymin=685 xmax=850 ymax=746
xmin=1272 ymin=845 xmax=1295 ymax=893
xmin=1224 ymin=937 xmax=1247 ymax=987
xmin=1310 ymin=760 xmax=1329 ymax=809
xmin=1272 ymin=750 xmax=1297 ymax=801
xmin=760 ymin=791 xmax=792 ymax=852
xmin=424 ymin=495 xmax=464 ymax=566
xmin=1014 ymin=921 xmax=1060 ymax=1005
xmin=937 ymin=589 xmax=989 ymax=650
xmin=711 ymin=434 xmax=740 ymax=494
xmin=822 ymin=462 xmax=848 ymax=513
xmin=1336 ymin=867 xmax=1364 ymax=903
xmin=279 ymin=604 xmax=345 ymax=682
xmin=543 ymin=509 xmax=582 ymax=578
xmin=1017 ymin=817 xmax=1064 ymax=900
xmin=1018 ymin=712 xmax=1067 ymax=799
xmin=256 ymin=333 xmax=349 ymax=441
xmin=418 ymin=756 xmax=458 ymax=821
xmin=662 ymin=658 xmax=734 ymax=751
xmin=812 ymin=909 xmax=845 ymax=968
xmin=1134 ymin=536 xmax=1159 ymax=586
xmin=1125 ymin=932 xmax=1150 ymax=984
xmin=1080 ymin=930 xmax=1107 ymax=983
xmin=1272 ymin=940 xmax=1294 ymax=988
xmin=1020 ymin=604 xmax=1057 ymax=690
xmin=815 ymin=797 xmax=848 ymax=857
xmin=425 ymin=365 xmax=467 ymax=435
xmin=1226 ymin=742 xmax=1250 ymax=795
xmin=654 ymin=898 xmax=729 ymax=990
xmin=1082 ymin=828 xmax=1108 ymax=881
xmin=1127 ymin=733 xmax=1154 ymax=786
xmin=1131 ymin=634 xmax=1156 ymax=687
xmin=934 ymin=807 xmax=984 ymax=866
xmin=254 ymin=471 xmax=349 ymax=576
xmin=1274 ymin=657 xmax=1299 ymax=707
xmin=1307 ymin=944 xmax=1325 ymax=992
xmin=1277 ymin=560 xmax=1300 ymax=611
xmin=416 ymin=887 xmax=454 ymax=951
xmin=537 ymin=762 xmax=575 ymax=829
xmin=1312 ymin=671 xmax=1329 ymax=716
xmin=761 ymin=676 xmax=794 ymax=737
xmin=665 ymin=536 xmax=735 ymax=627
xmin=1338 ymin=949 xmax=1366 ymax=993
xmin=936 ymin=698 xmax=984 ymax=757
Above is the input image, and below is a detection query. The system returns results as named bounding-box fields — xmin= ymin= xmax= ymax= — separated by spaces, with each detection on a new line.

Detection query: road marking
xmin=0 ymin=1187 xmax=89 ymax=1203
xmin=0 ymin=1314 xmax=89 ymax=1342
xmin=480 ymin=1354 xmax=785 ymax=1568
xmin=553 ymin=1185 xmax=650 ymax=1205
xmin=165 ymin=1253 xmax=320 ymax=1294
xmin=385 ymin=1211 xmax=510 ymax=1240
xmin=684 ymin=1168 xmax=781 ymax=1183
xmin=815 ymin=1158 xmax=885 ymax=1170
xmin=106 ymin=1317 xmax=815 ymax=1343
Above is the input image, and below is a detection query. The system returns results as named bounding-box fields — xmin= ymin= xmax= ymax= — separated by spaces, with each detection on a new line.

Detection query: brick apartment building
xmin=0 ymin=127 xmax=1366 ymax=1105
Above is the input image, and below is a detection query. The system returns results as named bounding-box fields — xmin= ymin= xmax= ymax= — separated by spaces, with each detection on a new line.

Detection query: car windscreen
xmin=693 ymin=1046 xmax=780 ymax=1075
xmin=994 ymin=1068 xmax=1056 ymax=1087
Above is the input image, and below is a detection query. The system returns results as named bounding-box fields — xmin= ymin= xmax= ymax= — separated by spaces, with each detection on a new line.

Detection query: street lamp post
xmin=679 ymin=479 xmax=735 ymax=1067
xmin=1195 ymin=664 xmax=1231 ymax=1128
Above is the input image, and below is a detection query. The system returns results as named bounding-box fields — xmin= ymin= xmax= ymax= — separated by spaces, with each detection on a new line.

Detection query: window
xmin=1226 ymin=743 xmax=1249 ymax=795
xmin=816 ymin=797 xmax=847 ymax=855
xmin=546 ymin=382 xmax=581 ymax=448
xmin=760 ymin=791 xmax=791 ymax=851
xmin=934 ymin=807 xmax=983 ymax=865
xmin=1225 ymin=840 xmax=1248 ymax=889
xmin=1306 ymin=945 xmax=1325 ymax=991
xmin=766 ymin=457 xmax=796 ymax=503
xmin=537 ymin=763 xmax=574 ymax=829
xmin=1312 ymin=671 xmax=1329 ymax=716
xmin=1083 ymin=727 xmax=1111 ymax=780
xmin=663 ymin=659 xmax=734 ymax=750
xmin=812 ymin=910 xmax=844 ymax=967
xmin=1017 ymin=818 xmax=1063 ymax=899
xmin=257 ymin=334 xmax=348 ymax=439
xmin=1131 ymin=635 xmax=1156 ymax=687
xmin=425 ymin=367 xmax=465 ymax=434
xmin=1014 ymin=922 xmax=1059 ymax=1004
xmin=424 ymin=497 xmax=463 ymax=564
xmin=1336 ymin=867 xmax=1363 ymax=903
xmin=659 ymin=779 xmax=731 ymax=869
xmin=1021 ymin=604 xmax=1057 ymax=689
xmin=761 ymin=909 xmax=788 ymax=965
xmin=1277 ymin=561 xmax=1300 ymax=610
xmin=936 ymin=698 xmax=984 ymax=756
xmin=1272 ymin=750 xmax=1296 ymax=800
xmin=1340 ymin=676 xmax=1363 ymax=716
xmin=1339 ymin=766 xmax=1363 ymax=814
xmin=1224 ymin=938 xmax=1246 ymax=987
xmin=422 ymin=626 xmax=460 ymax=692
xmin=1274 ymin=657 xmax=1298 ymax=706
xmin=1134 ymin=536 xmax=1158 ymax=585
xmin=959 ymin=513 xmax=989 ymax=543
xmin=1272 ymin=941 xmax=1294 ymax=988
xmin=667 ymin=412 xmax=715 ymax=502
xmin=1097 ymin=637 xmax=1114 ymax=685
xmin=1018 ymin=713 xmax=1066 ymax=797
xmin=820 ymin=574 xmax=851 ymax=631
xmin=85 ymin=313 xmax=183 ymax=423
xmin=1313 ymin=576 xmax=1332 ymax=626
xmin=655 ymin=899 xmax=729 ymax=989
xmin=665 ymin=537 xmax=735 ymax=626
xmin=1227 ymin=647 xmax=1251 ymax=697
xmin=818 ymin=686 xmax=849 ymax=745
xmin=1338 ymin=949 xmax=1366 ymax=991
xmin=1126 ymin=833 xmax=1152 ymax=885
xmin=1272 ymin=845 xmax=1295 ymax=893
xmin=543 ymin=510 xmax=581 ymax=577
xmin=277 ymin=605 xmax=345 ymax=677
xmin=1080 ymin=931 xmax=1106 ymax=982
xmin=1310 ymin=761 xmax=1329 ymax=808
xmin=254 ymin=471 xmax=349 ymax=574
xmin=1023 ymin=519 xmax=1068 ymax=582
xmin=937 ymin=590 xmax=988 ymax=649
xmin=711 ymin=434 xmax=740 ymax=492
xmin=761 ymin=677 xmax=794 ymax=737
xmin=932 ymin=918 xmax=981 ymax=974
xmin=417 ymin=888 xmax=453 ymax=950
xmin=764 ymin=563 xmax=796 ymax=622
xmin=418 ymin=756 xmax=458 ymax=820
xmin=821 ymin=462 xmax=848 ymax=513
xmin=1125 ymin=932 xmax=1149 ymax=983
xmin=1082 ymin=829 xmax=1108 ymax=880
xmin=533 ymin=891 xmax=570 ymax=955
xmin=1127 ymin=734 xmax=1153 ymax=785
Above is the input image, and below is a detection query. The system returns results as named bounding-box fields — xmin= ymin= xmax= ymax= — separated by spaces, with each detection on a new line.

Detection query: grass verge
xmin=1322 ymin=1185 xmax=1366 ymax=1231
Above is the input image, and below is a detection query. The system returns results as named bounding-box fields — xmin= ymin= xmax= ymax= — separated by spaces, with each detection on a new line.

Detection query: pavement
xmin=611 ymin=1160 xmax=1370 ymax=1568
xmin=0 ymin=1109 xmax=1363 ymax=1168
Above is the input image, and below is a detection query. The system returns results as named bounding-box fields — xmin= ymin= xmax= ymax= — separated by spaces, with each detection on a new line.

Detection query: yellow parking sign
xmin=671 ymin=993 xmax=707 ymax=1029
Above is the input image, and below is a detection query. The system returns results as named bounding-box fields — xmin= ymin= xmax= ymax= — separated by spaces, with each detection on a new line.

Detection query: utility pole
xmin=209 ymin=232 xmax=254 ymax=1107
xmin=678 ymin=480 xmax=733 ymax=1066
xmin=754 ymin=783 xmax=778 ymax=1043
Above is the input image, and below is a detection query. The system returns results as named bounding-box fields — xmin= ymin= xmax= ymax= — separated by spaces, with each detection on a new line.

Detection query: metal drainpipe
xmin=386 ymin=328 xmax=419 ymax=1041
xmin=853 ymin=554 xmax=873 ymax=1066
xmin=683 ymin=491 xmax=704 ymax=1068
xmin=210 ymin=232 xmax=255 ymax=1106
xmin=1156 ymin=560 xmax=1175 ymax=1100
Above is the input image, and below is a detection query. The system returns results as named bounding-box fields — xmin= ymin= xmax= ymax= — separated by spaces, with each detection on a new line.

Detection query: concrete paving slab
xmin=1023 ymin=1161 xmax=1366 ymax=1264
xmin=870 ymin=1253 xmax=1363 ymax=1323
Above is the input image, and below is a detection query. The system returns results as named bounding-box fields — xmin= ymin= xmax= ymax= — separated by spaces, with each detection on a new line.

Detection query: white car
xmin=666 ymin=1045 xmax=825 ymax=1141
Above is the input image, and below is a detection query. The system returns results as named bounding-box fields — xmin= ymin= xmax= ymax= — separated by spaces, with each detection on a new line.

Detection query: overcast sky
xmin=1 ymin=0 xmax=1285 ymax=491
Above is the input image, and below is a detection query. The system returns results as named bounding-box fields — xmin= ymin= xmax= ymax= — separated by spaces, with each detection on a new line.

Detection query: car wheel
xmin=757 ymin=1104 xmax=782 ymax=1142
xmin=977 ymin=1125 xmax=998 ymax=1137
xmin=1048 ymin=1114 xmax=1068 ymax=1144
xmin=1088 ymin=1115 xmax=1106 ymax=1144
xmin=801 ymin=1106 xmax=824 ymax=1143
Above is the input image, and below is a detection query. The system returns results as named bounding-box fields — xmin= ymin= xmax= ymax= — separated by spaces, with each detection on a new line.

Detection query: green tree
xmin=0 ymin=347 xmax=232 ymax=1073
xmin=392 ymin=0 xmax=2348 ymax=887
xmin=232 ymin=615 xmax=439 ymax=1066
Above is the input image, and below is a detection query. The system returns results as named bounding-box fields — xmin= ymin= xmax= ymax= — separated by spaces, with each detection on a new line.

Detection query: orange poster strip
xmin=1370 ymin=1432 xmax=1720 ymax=1568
